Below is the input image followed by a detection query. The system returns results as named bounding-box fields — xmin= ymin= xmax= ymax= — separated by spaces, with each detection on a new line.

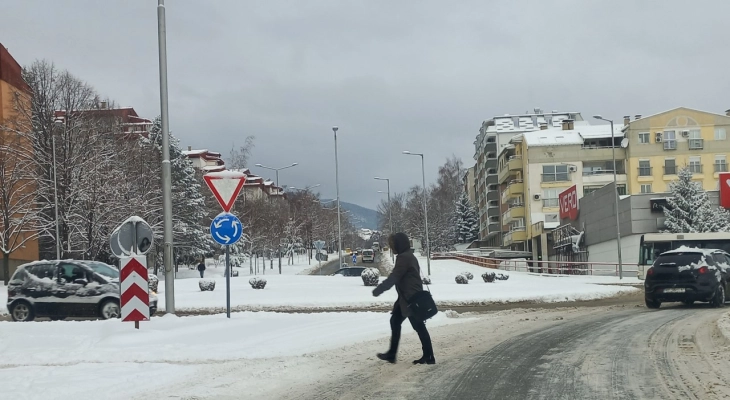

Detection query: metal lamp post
xmin=593 ymin=115 xmax=623 ymax=279
xmin=375 ymin=177 xmax=395 ymax=263
xmin=402 ymin=151 xmax=431 ymax=276
xmin=332 ymin=127 xmax=343 ymax=267
xmin=52 ymin=119 xmax=64 ymax=260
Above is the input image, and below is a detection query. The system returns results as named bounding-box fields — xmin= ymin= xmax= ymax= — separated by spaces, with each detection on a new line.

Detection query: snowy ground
xmin=153 ymin=255 xmax=638 ymax=312
xmin=0 ymin=310 xmax=469 ymax=400
xmin=0 ymin=255 xmax=638 ymax=315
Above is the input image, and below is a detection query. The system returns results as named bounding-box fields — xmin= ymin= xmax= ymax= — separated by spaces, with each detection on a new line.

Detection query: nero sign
xmin=559 ymin=185 xmax=579 ymax=220
xmin=720 ymin=172 xmax=730 ymax=209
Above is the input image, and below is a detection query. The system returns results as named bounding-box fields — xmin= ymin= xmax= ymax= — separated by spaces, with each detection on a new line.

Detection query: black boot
xmin=412 ymin=355 xmax=436 ymax=365
xmin=377 ymin=351 xmax=397 ymax=363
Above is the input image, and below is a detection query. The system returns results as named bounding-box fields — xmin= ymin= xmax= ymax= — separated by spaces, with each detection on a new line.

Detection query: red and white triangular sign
xmin=203 ymin=171 xmax=247 ymax=212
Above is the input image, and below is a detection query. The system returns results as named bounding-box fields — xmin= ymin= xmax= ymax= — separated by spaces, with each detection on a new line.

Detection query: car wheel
xmin=681 ymin=300 xmax=694 ymax=306
xmin=710 ymin=285 xmax=725 ymax=308
xmin=645 ymin=298 xmax=661 ymax=309
xmin=10 ymin=301 xmax=35 ymax=322
xmin=99 ymin=299 xmax=121 ymax=319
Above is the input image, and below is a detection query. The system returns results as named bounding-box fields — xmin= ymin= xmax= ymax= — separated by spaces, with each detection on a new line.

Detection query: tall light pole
xmin=593 ymin=115 xmax=623 ymax=279
xmin=52 ymin=119 xmax=63 ymax=259
xmin=403 ymin=151 xmax=430 ymax=276
xmin=375 ymin=177 xmax=394 ymax=263
xmin=157 ymin=0 xmax=175 ymax=312
xmin=333 ymin=127 xmax=343 ymax=267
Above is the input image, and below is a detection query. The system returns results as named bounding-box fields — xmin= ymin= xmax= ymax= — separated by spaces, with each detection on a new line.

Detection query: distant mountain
xmin=322 ymin=200 xmax=380 ymax=230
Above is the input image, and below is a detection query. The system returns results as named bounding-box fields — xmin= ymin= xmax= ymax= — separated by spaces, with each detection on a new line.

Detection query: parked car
xmin=345 ymin=248 xmax=352 ymax=255
xmin=644 ymin=248 xmax=730 ymax=309
xmin=6 ymin=260 xmax=158 ymax=322
xmin=362 ymin=249 xmax=375 ymax=263
xmin=372 ymin=242 xmax=380 ymax=252
xmin=332 ymin=267 xmax=367 ymax=277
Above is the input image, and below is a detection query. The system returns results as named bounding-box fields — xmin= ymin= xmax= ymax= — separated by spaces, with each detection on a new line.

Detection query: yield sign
xmin=204 ymin=171 xmax=247 ymax=212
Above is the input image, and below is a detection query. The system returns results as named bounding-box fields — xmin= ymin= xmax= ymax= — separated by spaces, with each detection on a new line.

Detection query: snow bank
xmin=718 ymin=311 xmax=730 ymax=341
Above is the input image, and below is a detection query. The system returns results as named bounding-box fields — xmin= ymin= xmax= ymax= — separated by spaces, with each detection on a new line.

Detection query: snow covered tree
xmin=454 ymin=191 xmax=479 ymax=243
xmin=663 ymin=167 xmax=729 ymax=233
xmin=147 ymin=116 xmax=211 ymax=262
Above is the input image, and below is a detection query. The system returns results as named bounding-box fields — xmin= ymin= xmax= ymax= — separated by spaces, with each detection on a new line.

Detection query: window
xmin=543 ymin=189 xmax=559 ymax=207
xmin=689 ymin=156 xmax=702 ymax=174
xmin=542 ymin=165 xmax=569 ymax=182
xmin=664 ymin=159 xmax=676 ymax=175
xmin=639 ymin=160 xmax=652 ymax=176
xmin=640 ymin=184 xmax=652 ymax=194
xmin=488 ymin=184 xmax=498 ymax=191
xmin=715 ymin=155 xmax=728 ymax=173
xmin=638 ymin=132 xmax=650 ymax=144
xmin=584 ymin=186 xmax=600 ymax=196
xmin=617 ymin=184 xmax=627 ymax=196
xmin=59 ymin=263 xmax=89 ymax=283
xmin=715 ymin=127 xmax=727 ymax=140
xmin=27 ymin=264 xmax=56 ymax=280
xmin=545 ymin=214 xmax=559 ymax=223
xmin=663 ymin=130 xmax=677 ymax=150
xmin=689 ymin=129 xmax=701 ymax=139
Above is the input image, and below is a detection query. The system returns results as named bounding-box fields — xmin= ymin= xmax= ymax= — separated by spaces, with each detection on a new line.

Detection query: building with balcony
xmin=623 ymin=107 xmax=730 ymax=194
xmin=473 ymin=109 xmax=583 ymax=246
xmin=497 ymin=119 xmax=626 ymax=259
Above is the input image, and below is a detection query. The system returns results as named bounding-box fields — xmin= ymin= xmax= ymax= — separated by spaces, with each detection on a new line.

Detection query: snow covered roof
xmin=519 ymin=123 xmax=623 ymax=147
xmin=182 ymin=149 xmax=208 ymax=156
xmin=661 ymin=246 xmax=717 ymax=256
xmin=576 ymin=124 xmax=624 ymax=139
xmin=202 ymin=165 xmax=225 ymax=172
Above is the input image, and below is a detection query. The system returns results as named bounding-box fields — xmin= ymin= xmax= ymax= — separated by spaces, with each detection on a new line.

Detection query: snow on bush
xmin=148 ymin=274 xmax=159 ymax=292
xmin=361 ymin=268 xmax=380 ymax=286
xmin=455 ymin=274 xmax=469 ymax=284
xmin=495 ymin=273 xmax=510 ymax=281
xmin=443 ymin=309 xmax=459 ymax=318
xmin=461 ymin=271 xmax=474 ymax=280
xmin=198 ymin=279 xmax=216 ymax=291
xmin=249 ymin=277 xmax=267 ymax=289
xmin=482 ymin=271 xmax=496 ymax=283
xmin=422 ymin=276 xmax=432 ymax=285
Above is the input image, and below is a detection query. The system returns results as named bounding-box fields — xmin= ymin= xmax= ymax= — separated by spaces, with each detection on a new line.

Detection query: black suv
xmin=6 ymin=260 xmax=158 ymax=321
xmin=332 ymin=267 xmax=367 ymax=277
xmin=644 ymin=249 xmax=730 ymax=309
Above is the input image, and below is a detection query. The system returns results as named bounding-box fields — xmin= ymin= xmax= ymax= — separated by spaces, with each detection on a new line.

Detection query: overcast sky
xmin=3 ymin=1 xmax=730 ymax=209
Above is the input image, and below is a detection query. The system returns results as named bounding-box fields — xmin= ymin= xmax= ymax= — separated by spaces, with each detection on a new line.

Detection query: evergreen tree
xmin=663 ymin=167 xmax=729 ymax=233
xmin=454 ymin=191 xmax=479 ymax=243
xmin=147 ymin=116 xmax=211 ymax=261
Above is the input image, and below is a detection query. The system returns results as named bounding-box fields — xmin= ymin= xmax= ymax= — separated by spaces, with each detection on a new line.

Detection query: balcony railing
xmin=541 ymin=174 xmax=570 ymax=183
xmin=582 ymin=169 xmax=626 ymax=176
xmin=638 ymin=167 xmax=652 ymax=176
xmin=663 ymin=166 xmax=677 ymax=175
xmin=688 ymin=139 xmax=704 ymax=150
xmin=543 ymin=199 xmax=559 ymax=207
xmin=715 ymin=163 xmax=729 ymax=173
xmin=688 ymin=164 xmax=703 ymax=174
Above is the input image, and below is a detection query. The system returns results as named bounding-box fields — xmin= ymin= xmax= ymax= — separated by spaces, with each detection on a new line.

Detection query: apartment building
xmin=497 ymin=119 xmax=626 ymax=259
xmin=473 ymin=109 xmax=583 ymax=246
xmin=624 ymin=107 xmax=730 ymax=194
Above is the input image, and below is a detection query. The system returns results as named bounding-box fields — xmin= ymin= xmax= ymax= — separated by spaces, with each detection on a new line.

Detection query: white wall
xmin=587 ymin=233 xmax=641 ymax=269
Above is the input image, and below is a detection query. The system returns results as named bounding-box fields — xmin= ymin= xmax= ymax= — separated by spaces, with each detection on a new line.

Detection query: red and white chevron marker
xmin=120 ymin=256 xmax=150 ymax=323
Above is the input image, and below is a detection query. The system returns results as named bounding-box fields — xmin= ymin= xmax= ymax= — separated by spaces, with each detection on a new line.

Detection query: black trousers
xmin=389 ymin=303 xmax=434 ymax=357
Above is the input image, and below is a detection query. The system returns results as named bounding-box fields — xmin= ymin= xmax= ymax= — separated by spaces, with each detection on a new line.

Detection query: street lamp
xmin=332 ymin=126 xmax=343 ymax=267
xmin=288 ymin=184 xmax=321 ymax=192
xmin=375 ymin=177 xmax=394 ymax=263
xmin=254 ymin=162 xmax=298 ymax=188
xmin=52 ymin=118 xmax=64 ymax=260
xmin=402 ymin=151 xmax=431 ymax=276
xmin=593 ymin=115 xmax=623 ymax=279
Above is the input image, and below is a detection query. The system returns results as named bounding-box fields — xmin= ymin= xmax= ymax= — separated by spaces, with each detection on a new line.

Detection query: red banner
xmin=559 ymin=185 xmax=579 ymax=220
xmin=720 ymin=173 xmax=730 ymax=209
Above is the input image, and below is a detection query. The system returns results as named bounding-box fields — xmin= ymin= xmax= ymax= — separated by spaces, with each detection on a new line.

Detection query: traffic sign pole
xmin=226 ymin=244 xmax=231 ymax=318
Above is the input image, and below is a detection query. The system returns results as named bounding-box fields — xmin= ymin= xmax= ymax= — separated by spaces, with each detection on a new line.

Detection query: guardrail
xmin=431 ymin=251 xmax=637 ymax=277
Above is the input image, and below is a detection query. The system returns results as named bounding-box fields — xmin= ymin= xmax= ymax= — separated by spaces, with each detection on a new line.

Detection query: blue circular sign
xmin=210 ymin=213 xmax=243 ymax=245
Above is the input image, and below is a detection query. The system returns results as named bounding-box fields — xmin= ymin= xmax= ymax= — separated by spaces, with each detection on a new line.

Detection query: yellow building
xmin=624 ymin=108 xmax=730 ymax=194
xmin=0 ymin=43 xmax=39 ymax=281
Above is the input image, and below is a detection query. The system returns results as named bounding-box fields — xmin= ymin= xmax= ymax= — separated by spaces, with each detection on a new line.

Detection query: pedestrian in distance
xmin=372 ymin=232 xmax=435 ymax=365
xmin=197 ymin=260 xmax=206 ymax=278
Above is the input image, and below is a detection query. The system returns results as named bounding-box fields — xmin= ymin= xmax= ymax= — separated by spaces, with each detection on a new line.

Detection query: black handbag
xmin=408 ymin=290 xmax=438 ymax=321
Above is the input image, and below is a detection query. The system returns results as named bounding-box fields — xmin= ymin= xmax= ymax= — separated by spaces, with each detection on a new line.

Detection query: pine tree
xmin=454 ymin=191 xmax=479 ymax=243
xmin=147 ymin=116 xmax=211 ymax=261
xmin=663 ymin=167 xmax=729 ymax=233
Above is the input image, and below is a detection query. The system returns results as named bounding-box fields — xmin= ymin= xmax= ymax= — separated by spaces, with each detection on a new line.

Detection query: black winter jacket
xmin=373 ymin=233 xmax=424 ymax=317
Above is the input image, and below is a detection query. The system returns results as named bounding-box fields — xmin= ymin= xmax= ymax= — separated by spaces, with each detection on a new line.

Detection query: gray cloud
xmin=3 ymin=0 xmax=730 ymax=209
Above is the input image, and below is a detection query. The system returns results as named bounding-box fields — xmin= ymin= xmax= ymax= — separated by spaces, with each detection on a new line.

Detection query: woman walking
xmin=372 ymin=232 xmax=435 ymax=365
